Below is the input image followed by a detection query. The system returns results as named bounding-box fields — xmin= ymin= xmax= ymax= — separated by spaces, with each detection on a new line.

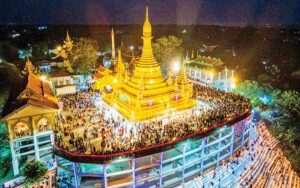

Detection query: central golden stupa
xmin=103 ymin=7 xmax=195 ymax=121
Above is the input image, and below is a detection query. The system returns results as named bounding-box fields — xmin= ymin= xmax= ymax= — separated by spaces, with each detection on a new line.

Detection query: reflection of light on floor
xmin=93 ymin=94 xmax=211 ymax=127
xmin=84 ymin=93 xmax=212 ymax=144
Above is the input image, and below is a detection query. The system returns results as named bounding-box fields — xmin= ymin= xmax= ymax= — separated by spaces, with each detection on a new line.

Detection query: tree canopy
xmin=71 ymin=38 xmax=99 ymax=75
xmin=234 ymin=80 xmax=268 ymax=107
xmin=22 ymin=161 xmax=47 ymax=186
xmin=152 ymin=35 xmax=183 ymax=76
xmin=32 ymin=42 xmax=49 ymax=60
xmin=0 ymin=41 xmax=18 ymax=62
xmin=0 ymin=63 xmax=22 ymax=87
xmin=235 ymin=80 xmax=300 ymax=172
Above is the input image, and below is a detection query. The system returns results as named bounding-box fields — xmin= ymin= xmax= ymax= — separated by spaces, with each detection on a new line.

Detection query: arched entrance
xmin=14 ymin=122 xmax=30 ymax=138
xmin=38 ymin=118 xmax=51 ymax=132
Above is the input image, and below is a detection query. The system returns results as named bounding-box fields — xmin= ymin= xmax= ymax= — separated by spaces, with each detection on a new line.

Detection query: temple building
xmin=103 ymin=7 xmax=195 ymax=121
xmin=185 ymin=53 xmax=236 ymax=92
xmin=22 ymin=56 xmax=40 ymax=76
xmin=2 ymin=73 xmax=58 ymax=175
xmin=38 ymin=31 xmax=89 ymax=95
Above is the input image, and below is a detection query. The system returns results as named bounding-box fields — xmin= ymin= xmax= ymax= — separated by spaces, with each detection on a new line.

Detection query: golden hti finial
xmin=143 ymin=6 xmax=152 ymax=37
xmin=146 ymin=6 xmax=149 ymax=21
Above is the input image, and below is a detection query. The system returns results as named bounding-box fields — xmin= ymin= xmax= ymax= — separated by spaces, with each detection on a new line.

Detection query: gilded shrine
xmin=103 ymin=7 xmax=195 ymax=121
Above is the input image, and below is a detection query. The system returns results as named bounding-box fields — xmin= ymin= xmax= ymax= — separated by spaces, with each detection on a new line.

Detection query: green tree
xmin=234 ymin=80 xmax=266 ymax=107
xmin=236 ymin=80 xmax=300 ymax=173
xmin=290 ymin=69 xmax=300 ymax=80
xmin=257 ymin=73 xmax=274 ymax=83
xmin=273 ymin=90 xmax=300 ymax=118
xmin=152 ymin=35 xmax=183 ymax=76
xmin=0 ymin=124 xmax=11 ymax=181
xmin=0 ymin=63 xmax=22 ymax=87
xmin=71 ymin=38 xmax=99 ymax=75
xmin=22 ymin=161 xmax=47 ymax=186
xmin=0 ymin=41 xmax=18 ymax=62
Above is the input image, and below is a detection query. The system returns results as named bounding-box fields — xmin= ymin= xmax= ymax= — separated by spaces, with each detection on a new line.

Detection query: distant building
xmin=37 ymin=60 xmax=52 ymax=73
xmin=36 ymin=31 xmax=91 ymax=95
xmin=49 ymin=69 xmax=85 ymax=95
xmin=1 ymin=73 xmax=58 ymax=175
xmin=185 ymin=52 xmax=236 ymax=92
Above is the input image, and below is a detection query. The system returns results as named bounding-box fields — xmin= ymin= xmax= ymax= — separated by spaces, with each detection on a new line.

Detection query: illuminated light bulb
xmin=171 ymin=58 xmax=181 ymax=73
xmin=56 ymin=46 xmax=62 ymax=51
xmin=230 ymin=82 xmax=236 ymax=89
xmin=40 ymin=75 xmax=47 ymax=81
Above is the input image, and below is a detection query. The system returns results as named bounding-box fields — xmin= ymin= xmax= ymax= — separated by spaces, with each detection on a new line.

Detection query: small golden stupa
xmin=103 ymin=7 xmax=195 ymax=121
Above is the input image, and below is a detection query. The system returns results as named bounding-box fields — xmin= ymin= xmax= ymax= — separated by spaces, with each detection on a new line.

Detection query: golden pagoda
xmin=63 ymin=30 xmax=73 ymax=52
xmin=22 ymin=56 xmax=39 ymax=76
xmin=114 ymin=48 xmax=126 ymax=78
xmin=103 ymin=7 xmax=195 ymax=121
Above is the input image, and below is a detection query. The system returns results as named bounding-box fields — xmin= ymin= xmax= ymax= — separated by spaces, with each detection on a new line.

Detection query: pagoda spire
xmin=63 ymin=30 xmax=73 ymax=52
xmin=22 ymin=56 xmax=39 ymax=76
xmin=143 ymin=6 xmax=151 ymax=37
xmin=177 ymin=61 xmax=188 ymax=85
xmin=177 ymin=60 xmax=193 ymax=98
xmin=138 ymin=6 xmax=158 ymax=68
xmin=111 ymin=28 xmax=116 ymax=59
xmin=115 ymin=48 xmax=125 ymax=77
xmin=66 ymin=30 xmax=71 ymax=40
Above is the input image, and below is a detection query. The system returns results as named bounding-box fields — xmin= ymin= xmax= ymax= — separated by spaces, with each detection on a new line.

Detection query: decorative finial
xmin=143 ymin=6 xmax=152 ymax=37
xmin=146 ymin=6 xmax=149 ymax=21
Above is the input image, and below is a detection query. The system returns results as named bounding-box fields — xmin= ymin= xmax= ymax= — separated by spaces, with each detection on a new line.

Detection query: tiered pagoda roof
xmin=103 ymin=7 xmax=195 ymax=121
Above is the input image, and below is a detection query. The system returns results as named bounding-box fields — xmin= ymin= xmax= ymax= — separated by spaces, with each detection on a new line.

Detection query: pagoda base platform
xmin=103 ymin=94 xmax=196 ymax=121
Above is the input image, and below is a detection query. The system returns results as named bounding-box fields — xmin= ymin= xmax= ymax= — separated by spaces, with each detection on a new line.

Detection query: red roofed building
xmin=2 ymin=73 xmax=58 ymax=175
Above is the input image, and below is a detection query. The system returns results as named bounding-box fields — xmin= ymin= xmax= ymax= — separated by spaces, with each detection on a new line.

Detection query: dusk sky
xmin=0 ymin=0 xmax=300 ymax=26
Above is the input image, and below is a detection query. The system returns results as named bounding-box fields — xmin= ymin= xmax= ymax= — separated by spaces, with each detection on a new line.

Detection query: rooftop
xmin=2 ymin=73 xmax=58 ymax=119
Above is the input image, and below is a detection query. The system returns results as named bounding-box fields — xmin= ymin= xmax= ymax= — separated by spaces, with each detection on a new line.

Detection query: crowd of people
xmin=55 ymin=84 xmax=251 ymax=155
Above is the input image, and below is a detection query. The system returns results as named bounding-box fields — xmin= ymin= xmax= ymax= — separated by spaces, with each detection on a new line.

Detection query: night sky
xmin=1 ymin=0 xmax=300 ymax=26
